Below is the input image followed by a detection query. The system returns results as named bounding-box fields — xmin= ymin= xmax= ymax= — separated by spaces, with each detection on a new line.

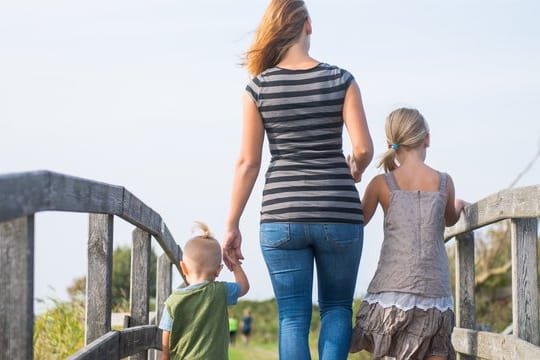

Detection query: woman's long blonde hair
xmin=378 ymin=108 xmax=430 ymax=172
xmin=243 ymin=0 xmax=308 ymax=76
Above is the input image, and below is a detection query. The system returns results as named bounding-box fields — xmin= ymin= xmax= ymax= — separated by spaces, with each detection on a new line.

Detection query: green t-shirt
xmin=165 ymin=282 xmax=229 ymax=359
xmin=229 ymin=317 xmax=238 ymax=332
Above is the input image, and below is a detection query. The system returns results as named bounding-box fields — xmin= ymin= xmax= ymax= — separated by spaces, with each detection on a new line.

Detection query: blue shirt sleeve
xmin=158 ymin=305 xmax=172 ymax=331
xmin=225 ymin=282 xmax=241 ymax=305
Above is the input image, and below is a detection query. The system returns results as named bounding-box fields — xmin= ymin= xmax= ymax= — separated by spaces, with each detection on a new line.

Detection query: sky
xmin=1 ymin=0 xmax=539 ymax=313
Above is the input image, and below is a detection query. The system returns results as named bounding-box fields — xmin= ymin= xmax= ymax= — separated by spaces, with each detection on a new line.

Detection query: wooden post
xmin=149 ymin=254 xmax=174 ymax=360
xmin=455 ymin=231 xmax=475 ymax=360
xmin=86 ymin=214 xmax=114 ymax=345
xmin=156 ymin=254 xmax=172 ymax=324
xmin=511 ymin=218 xmax=539 ymax=345
xmin=130 ymin=228 xmax=151 ymax=360
xmin=154 ymin=254 xmax=172 ymax=357
xmin=0 ymin=216 xmax=35 ymax=360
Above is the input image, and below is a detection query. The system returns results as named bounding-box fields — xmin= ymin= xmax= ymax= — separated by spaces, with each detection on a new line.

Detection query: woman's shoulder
xmin=319 ymin=62 xmax=355 ymax=77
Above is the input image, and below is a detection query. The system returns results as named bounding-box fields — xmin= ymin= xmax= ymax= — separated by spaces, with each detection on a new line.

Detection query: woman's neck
xmin=277 ymin=36 xmax=318 ymax=70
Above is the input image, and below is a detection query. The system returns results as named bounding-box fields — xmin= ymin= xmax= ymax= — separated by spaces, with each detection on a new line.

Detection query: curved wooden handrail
xmin=0 ymin=170 xmax=182 ymax=269
xmin=66 ymin=325 xmax=161 ymax=360
xmin=444 ymin=185 xmax=540 ymax=240
xmin=452 ymin=328 xmax=540 ymax=359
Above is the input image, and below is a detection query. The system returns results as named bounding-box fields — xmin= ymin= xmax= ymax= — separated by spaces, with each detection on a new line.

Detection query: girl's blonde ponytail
xmin=377 ymin=108 xmax=429 ymax=173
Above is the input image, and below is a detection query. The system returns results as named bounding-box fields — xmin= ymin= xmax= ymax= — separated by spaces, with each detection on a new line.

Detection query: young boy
xmin=159 ymin=222 xmax=249 ymax=359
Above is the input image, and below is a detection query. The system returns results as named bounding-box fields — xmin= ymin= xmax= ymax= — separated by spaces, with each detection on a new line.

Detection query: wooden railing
xmin=444 ymin=185 xmax=540 ymax=359
xmin=1 ymin=171 xmax=539 ymax=359
xmin=0 ymin=171 xmax=185 ymax=360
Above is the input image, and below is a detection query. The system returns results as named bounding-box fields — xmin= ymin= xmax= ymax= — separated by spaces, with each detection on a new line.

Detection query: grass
xmin=228 ymin=341 xmax=371 ymax=360
xmin=229 ymin=342 xmax=278 ymax=360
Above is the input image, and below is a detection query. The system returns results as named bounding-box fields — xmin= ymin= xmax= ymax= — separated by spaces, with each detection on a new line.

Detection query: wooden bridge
xmin=0 ymin=170 xmax=539 ymax=359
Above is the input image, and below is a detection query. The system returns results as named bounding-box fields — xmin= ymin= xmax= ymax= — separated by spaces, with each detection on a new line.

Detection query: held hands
xmin=455 ymin=198 xmax=468 ymax=213
xmin=346 ymin=154 xmax=362 ymax=183
xmin=222 ymin=225 xmax=245 ymax=271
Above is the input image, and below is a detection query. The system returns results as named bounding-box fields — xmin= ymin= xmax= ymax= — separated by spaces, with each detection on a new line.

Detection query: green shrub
xmin=34 ymin=298 xmax=85 ymax=359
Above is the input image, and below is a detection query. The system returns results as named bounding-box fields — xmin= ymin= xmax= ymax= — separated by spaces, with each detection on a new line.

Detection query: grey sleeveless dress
xmin=350 ymin=172 xmax=455 ymax=360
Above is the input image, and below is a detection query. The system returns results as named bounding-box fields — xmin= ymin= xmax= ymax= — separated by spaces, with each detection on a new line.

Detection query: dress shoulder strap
xmin=438 ymin=172 xmax=448 ymax=194
xmin=384 ymin=172 xmax=400 ymax=191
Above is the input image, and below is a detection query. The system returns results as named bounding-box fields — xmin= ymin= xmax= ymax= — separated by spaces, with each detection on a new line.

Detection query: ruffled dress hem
xmin=350 ymin=300 xmax=456 ymax=360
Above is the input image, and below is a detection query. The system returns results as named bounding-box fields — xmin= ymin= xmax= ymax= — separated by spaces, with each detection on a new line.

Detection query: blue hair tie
xmin=391 ymin=143 xmax=399 ymax=151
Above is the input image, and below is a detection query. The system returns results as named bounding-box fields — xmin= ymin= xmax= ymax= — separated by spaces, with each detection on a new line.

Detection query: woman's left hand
xmin=222 ymin=225 xmax=244 ymax=271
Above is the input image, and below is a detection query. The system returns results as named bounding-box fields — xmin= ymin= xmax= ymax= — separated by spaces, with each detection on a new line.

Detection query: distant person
xmin=159 ymin=222 xmax=249 ymax=360
xmin=222 ymin=0 xmax=373 ymax=358
xmin=228 ymin=309 xmax=239 ymax=346
xmin=241 ymin=309 xmax=253 ymax=346
xmin=350 ymin=108 xmax=466 ymax=360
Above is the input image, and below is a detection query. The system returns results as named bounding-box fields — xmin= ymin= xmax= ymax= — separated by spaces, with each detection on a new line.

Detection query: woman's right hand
xmin=347 ymin=154 xmax=362 ymax=183
xmin=222 ymin=225 xmax=244 ymax=271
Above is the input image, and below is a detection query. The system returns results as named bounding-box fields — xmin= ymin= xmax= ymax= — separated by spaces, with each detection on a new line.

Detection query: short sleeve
xmin=225 ymin=282 xmax=241 ymax=305
xmin=158 ymin=305 xmax=173 ymax=331
xmin=245 ymin=76 xmax=261 ymax=104
xmin=341 ymin=68 xmax=355 ymax=89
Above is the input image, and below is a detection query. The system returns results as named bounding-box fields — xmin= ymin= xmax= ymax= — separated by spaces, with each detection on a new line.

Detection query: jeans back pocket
xmin=260 ymin=223 xmax=291 ymax=248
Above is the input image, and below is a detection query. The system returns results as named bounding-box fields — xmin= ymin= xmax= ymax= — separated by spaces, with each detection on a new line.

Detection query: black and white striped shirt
xmin=246 ymin=63 xmax=363 ymax=224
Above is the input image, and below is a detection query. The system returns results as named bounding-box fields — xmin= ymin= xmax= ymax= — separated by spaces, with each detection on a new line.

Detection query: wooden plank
xmin=454 ymin=231 xmax=475 ymax=360
xmin=0 ymin=171 xmax=49 ymax=222
xmin=130 ymin=228 xmax=151 ymax=360
xmin=122 ymin=190 xmax=162 ymax=235
xmin=122 ymin=190 xmax=182 ymax=273
xmin=455 ymin=232 xmax=476 ymax=329
xmin=156 ymin=254 xmax=172 ymax=325
xmin=48 ymin=172 xmax=124 ymax=215
xmin=119 ymin=325 xmax=162 ymax=357
xmin=68 ymin=326 xmax=161 ymax=360
xmin=452 ymin=327 xmax=540 ymax=358
xmin=67 ymin=331 xmax=120 ymax=360
xmin=445 ymin=185 xmax=540 ymax=239
xmin=130 ymin=228 xmax=151 ymax=327
xmin=160 ymin=223 xmax=183 ymax=272
xmin=0 ymin=216 xmax=35 ymax=360
xmin=511 ymin=218 xmax=539 ymax=345
xmin=86 ymin=214 xmax=114 ymax=345
xmin=0 ymin=171 xmax=124 ymax=222
xmin=155 ymin=254 xmax=172 ymax=359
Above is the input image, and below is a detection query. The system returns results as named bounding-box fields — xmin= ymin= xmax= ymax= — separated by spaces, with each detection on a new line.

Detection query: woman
xmin=223 ymin=1 xmax=373 ymax=359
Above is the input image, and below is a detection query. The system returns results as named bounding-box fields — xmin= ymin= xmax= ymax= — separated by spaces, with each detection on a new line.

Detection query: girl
xmin=222 ymin=0 xmax=373 ymax=358
xmin=350 ymin=108 xmax=465 ymax=360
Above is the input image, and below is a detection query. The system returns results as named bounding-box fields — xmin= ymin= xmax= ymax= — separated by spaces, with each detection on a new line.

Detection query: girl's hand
xmin=347 ymin=154 xmax=362 ymax=183
xmin=222 ymin=226 xmax=244 ymax=271
xmin=455 ymin=198 xmax=468 ymax=213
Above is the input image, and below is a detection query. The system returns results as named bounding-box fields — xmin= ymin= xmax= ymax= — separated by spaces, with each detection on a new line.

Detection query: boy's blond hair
xmin=183 ymin=221 xmax=222 ymax=272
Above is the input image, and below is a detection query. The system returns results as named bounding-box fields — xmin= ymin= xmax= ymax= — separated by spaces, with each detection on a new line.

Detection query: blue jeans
xmin=260 ymin=223 xmax=363 ymax=360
